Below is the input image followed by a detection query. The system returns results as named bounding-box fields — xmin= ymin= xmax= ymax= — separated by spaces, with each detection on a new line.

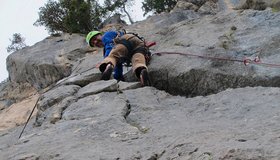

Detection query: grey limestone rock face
xmin=6 ymin=33 xmax=88 ymax=89
xmin=1 ymin=1 xmax=280 ymax=159
xmin=1 ymin=86 xmax=280 ymax=159
xmin=129 ymin=8 xmax=280 ymax=97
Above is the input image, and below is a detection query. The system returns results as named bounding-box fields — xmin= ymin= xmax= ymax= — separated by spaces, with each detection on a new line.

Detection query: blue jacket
xmin=102 ymin=31 xmax=125 ymax=80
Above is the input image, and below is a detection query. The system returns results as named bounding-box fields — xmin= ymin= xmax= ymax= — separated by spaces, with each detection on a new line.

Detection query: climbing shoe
xmin=140 ymin=69 xmax=151 ymax=86
xmin=101 ymin=63 xmax=113 ymax=80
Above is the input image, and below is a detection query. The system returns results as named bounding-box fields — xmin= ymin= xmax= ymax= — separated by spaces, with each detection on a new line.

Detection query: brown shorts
xmin=100 ymin=34 xmax=148 ymax=74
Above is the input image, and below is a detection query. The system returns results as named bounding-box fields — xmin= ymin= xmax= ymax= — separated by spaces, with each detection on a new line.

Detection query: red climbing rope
xmin=153 ymin=51 xmax=280 ymax=68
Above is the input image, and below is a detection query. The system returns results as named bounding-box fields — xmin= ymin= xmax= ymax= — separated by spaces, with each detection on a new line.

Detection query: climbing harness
xmin=113 ymin=30 xmax=155 ymax=67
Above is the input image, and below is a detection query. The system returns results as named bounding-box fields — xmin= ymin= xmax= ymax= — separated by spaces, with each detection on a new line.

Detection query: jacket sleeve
xmin=102 ymin=31 xmax=116 ymax=57
xmin=103 ymin=43 xmax=113 ymax=57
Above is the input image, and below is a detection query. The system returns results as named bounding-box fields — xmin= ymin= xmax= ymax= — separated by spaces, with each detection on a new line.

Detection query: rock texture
xmin=127 ymin=5 xmax=280 ymax=97
xmin=1 ymin=0 xmax=280 ymax=159
xmin=6 ymin=34 xmax=89 ymax=89
xmin=1 ymin=86 xmax=280 ymax=159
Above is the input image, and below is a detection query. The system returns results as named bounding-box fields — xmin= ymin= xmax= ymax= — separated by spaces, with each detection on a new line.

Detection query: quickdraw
xmin=243 ymin=56 xmax=260 ymax=66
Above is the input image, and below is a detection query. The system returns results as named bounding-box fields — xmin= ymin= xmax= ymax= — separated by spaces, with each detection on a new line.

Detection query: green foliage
xmin=61 ymin=0 xmax=93 ymax=33
xmin=102 ymin=0 xmax=135 ymax=24
xmin=142 ymin=0 xmax=177 ymax=16
xmin=6 ymin=33 xmax=27 ymax=53
xmin=103 ymin=0 xmax=124 ymax=12
xmin=34 ymin=0 xmax=133 ymax=34
xmin=271 ymin=0 xmax=280 ymax=12
xmin=34 ymin=0 xmax=96 ymax=34
xmin=34 ymin=0 xmax=66 ymax=34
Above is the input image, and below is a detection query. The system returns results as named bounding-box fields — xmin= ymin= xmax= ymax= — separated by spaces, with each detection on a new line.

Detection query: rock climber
xmin=86 ymin=30 xmax=151 ymax=86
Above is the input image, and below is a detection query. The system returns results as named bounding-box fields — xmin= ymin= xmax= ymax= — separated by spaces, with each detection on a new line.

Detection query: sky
xmin=0 ymin=0 xmax=147 ymax=82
